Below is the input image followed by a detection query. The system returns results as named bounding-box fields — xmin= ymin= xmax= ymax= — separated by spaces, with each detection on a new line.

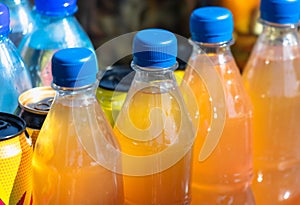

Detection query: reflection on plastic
xmin=181 ymin=46 xmax=226 ymax=161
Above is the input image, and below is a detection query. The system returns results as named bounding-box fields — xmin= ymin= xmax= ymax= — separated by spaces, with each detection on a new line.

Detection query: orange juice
xmin=31 ymin=47 xmax=124 ymax=204
xmin=113 ymin=86 xmax=193 ymax=205
xmin=187 ymin=7 xmax=254 ymax=204
xmin=32 ymin=95 xmax=124 ymax=205
xmin=243 ymin=48 xmax=300 ymax=204
xmin=185 ymin=55 xmax=254 ymax=205
xmin=111 ymin=28 xmax=196 ymax=205
xmin=114 ymin=28 xmax=195 ymax=205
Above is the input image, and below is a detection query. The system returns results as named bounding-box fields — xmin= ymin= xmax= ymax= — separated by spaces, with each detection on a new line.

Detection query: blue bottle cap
xmin=34 ymin=0 xmax=78 ymax=16
xmin=260 ymin=0 xmax=300 ymax=24
xmin=0 ymin=3 xmax=10 ymax=35
xmin=132 ymin=28 xmax=177 ymax=68
xmin=190 ymin=6 xmax=233 ymax=43
xmin=52 ymin=48 xmax=97 ymax=88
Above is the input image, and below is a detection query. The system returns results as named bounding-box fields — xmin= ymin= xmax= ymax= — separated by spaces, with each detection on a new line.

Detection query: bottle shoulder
xmin=216 ymin=59 xmax=253 ymax=117
xmin=187 ymin=52 xmax=244 ymax=86
xmin=35 ymin=98 xmax=117 ymax=162
xmin=8 ymin=2 xmax=34 ymax=29
xmin=185 ymin=53 xmax=252 ymax=117
xmin=0 ymin=38 xmax=26 ymax=68
xmin=243 ymin=50 xmax=300 ymax=98
xmin=18 ymin=16 xmax=93 ymax=50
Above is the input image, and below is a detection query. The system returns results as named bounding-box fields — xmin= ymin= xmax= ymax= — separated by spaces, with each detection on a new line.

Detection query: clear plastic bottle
xmin=18 ymin=0 xmax=94 ymax=87
xmin=1 ymin=0 xmax=34 ymax=47
xmin=32 ymin=48 xmax=124 ymax=204
xmin=184 ymin=7 xmax=254 ymax=204
xmin=113 ymin=28 xmax=195 ymax=205
xmin=242 ymin=0 xmax=300 ymax=204
xmin=0 ymin=3 xmax=32 ymax=113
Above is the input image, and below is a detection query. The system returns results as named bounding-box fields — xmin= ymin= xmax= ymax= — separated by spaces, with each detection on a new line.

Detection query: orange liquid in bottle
xmin=113 ymin=86 xmax=193 ymax=205
xmin=243 ymin=47 xmax=300 ymax=205
xmin=32 ymin=99 xmax=124 ymax=205
xmin=185 ymin=56 xmax=254 ymax=204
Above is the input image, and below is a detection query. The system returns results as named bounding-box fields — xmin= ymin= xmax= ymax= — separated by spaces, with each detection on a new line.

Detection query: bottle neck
xmin=131 ymin=62 xmax=178 ymax=93
xmin=191 ymin=40 xmax=234 ymax=64
xmin=52 ymin=82 xmax=98 ymax=106
xmin=259 ymin=20 xmax=299 ymax=46
xmin=33 ymin=10 xmax=73 ymax=22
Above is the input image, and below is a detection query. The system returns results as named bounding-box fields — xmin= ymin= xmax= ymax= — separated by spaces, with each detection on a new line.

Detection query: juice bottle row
xmin=1 ymin=0 xmax=300 ymax=204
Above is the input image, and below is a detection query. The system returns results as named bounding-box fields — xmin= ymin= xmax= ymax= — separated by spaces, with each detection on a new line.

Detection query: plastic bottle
xmin=32 ymin=47 xmax=124 ymax=204
xmin=1 ymin=0 xmax=34 ymax=47
xmin=113 ymin=28 xmax=195 ymax=205
xmin=242 ymin=0 xmax=300 ymax=204
xmin=18 ymin=0 xmax=94 ymax=87
xmin=0 ymin=3 xmax=31 ymax=113
xmin=184 ymin=7 xmax=254 ymax=204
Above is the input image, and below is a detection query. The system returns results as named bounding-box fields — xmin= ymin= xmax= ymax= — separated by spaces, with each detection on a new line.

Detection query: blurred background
xmin=28 ymin=0 xmax=261 ymax=70
xmin=75 ymin=0 xmax=262 ymax=70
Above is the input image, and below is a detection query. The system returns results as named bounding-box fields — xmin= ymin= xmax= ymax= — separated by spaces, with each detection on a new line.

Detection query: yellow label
xmin=0 ymin=137 xmax=21 ymax=204
xmin=0 ymin=133 xmax=33 ymax=205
